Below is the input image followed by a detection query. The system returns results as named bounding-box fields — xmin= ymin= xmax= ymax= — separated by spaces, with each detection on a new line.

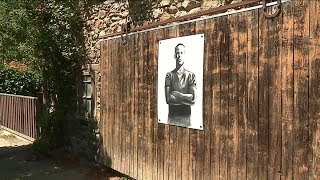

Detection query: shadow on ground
xmin=0 ymin=145 xmax=130 ymax=180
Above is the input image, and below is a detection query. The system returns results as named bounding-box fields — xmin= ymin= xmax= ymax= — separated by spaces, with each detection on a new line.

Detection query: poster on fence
xmin=157 ymin=34 xmax=204 ymax=130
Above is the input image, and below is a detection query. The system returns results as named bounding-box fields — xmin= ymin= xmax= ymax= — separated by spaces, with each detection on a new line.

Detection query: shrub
xmin=0 ymin=65 xmax=42 ymax=97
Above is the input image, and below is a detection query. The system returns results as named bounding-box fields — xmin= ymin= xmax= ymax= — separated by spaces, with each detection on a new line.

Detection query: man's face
xmin=175 ymin=45 xmax=185 ymax=66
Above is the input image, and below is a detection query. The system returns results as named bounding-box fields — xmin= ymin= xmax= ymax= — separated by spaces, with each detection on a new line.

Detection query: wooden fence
xmin=100 ymin=0 xmax=320 ymax=179
xmin=0 ymin=93 xmax=38 ymax=140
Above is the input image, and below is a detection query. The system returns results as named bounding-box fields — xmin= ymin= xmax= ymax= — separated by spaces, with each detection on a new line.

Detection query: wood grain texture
xmin=228 ymin=13 xmax=239 ymax=180
xmin=293 ymin=0 xmax=310 ymax=179
xmin=237 ymin=11 xmax=248 ymax=180
xmin=281 ymin=2 xmax=294 ymax=179
xmin=258 ymin=7 xmax=269 ymax=180
xmin=98 ymin=1 xmax=319 ymax=179
xmin=246 ymin=8 xmax=259 ymax=180
xmin=309 ymin=1 xmax=320 ymax=179
xmin=268 ymin=4 xmax=282 ymax=179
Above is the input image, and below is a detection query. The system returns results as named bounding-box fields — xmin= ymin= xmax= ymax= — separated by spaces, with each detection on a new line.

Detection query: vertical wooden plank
xmin=310 ymin=1 xmax=320 ymax=179
xmin=281 ymin=2 xmax=294 ymax=179
xmin=237 ymin=10 xmax=248 ymax=179
xmin=293 ymin=0 xmax=310 ymax=179
xmin=187 ymin=22 xmax=198 ymax=180
xmin=218 ymin=15 xmax=229 ymax=180
xmin=268 ymin=4 xmax=282 ymax=179
xmin=103 ymin=40 xmax=112 ymax=167
xmin=117 ymin=38 xmax=123 ymax=172
xmin=246 ymin=8 xmax=259 ymax=180
xmin=195 ymin=19 xmax=205 ymax=180
xmin=132 ymin=33 xmax=139 ymax=179
xmin=143 ymin=30 xmax=154 ymax=180
xmin=140 ymin=31 xmax=147 ymax=180
xmin=118 ymin=35 xmax=128 ymax=174
xmin=136 ymin=32 xmax=144 ymax=179
xmin=228 ymin=13 xmax=239 ymax=180
xmin=147 ymin=30 xmax=157 ymax=180
xmin=156 ymin=29 xmax=167 ymax=180
xmin=111 ymin=39 xmax=117 ymax=170
xmin=156 ymin=29 xmax=166 ymax=180
xmin=202 ymin=18 xmax=213 ymax=180
xmin=167 ymin=26 xmax=178 ymax=180
xmin=99 ymin=40 xmax=105 ymax=165
xmin=152 ymin=29 xmax=161 ymax=180
xmin=176 ymin=22 xmax=192 ymax=180
xmin=209 ymin=17 xmax=221 ymax=179
xmin=126 ymin=34 xmax=133 ymax=178
xmin=258 ymin=7 xmax=269 ymax=179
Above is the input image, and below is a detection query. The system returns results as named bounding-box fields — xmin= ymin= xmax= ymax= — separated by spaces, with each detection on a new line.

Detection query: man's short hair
xmin=175 ymin=43 xmax=185 ymax=52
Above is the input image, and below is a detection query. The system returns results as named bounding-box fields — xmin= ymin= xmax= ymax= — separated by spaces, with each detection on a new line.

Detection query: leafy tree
xmin=1 ymin=0 xmax=87 ymax=151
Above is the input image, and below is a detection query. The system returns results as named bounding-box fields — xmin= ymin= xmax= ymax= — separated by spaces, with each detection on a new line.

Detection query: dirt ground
xmin=0 ymin=129 xmax=130 ymax=180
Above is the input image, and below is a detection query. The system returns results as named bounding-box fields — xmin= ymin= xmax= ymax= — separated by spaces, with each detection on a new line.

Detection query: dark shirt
xmin=165 ymin=69 xmax=196 ymax=127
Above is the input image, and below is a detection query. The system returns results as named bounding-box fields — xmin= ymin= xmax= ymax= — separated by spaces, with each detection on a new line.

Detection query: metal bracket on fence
xmin=121 ymin=16 xmax=132 ymax=45
xmin=263 ymin=0 xmax=281 ymax=19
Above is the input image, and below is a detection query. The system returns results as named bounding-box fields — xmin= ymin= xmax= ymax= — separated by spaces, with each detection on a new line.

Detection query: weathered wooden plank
xmin=187 ymin=22 xmax=198 ymax=180
xmin=103 ymin=40 xmax=112 ymax=167
xmin=195 ymin=19 xmax=205 ymax=180
xmin=116 ymin=38 xmax=123 ymax=171
xmin=202 ymin=18 xmax=213 ymax=180
xmin=281 ymin=2 xmax=294 ymax=179
xmin=143 ymin=30 xmax=153 ymax=180
xmin=218 ymin=15 xmax=229 ymax=180
xmin=103 ymin=40 xmax=111 ymax=167
xmin=157 ymin=30 xmax=167 ymax=180
xmin=258 ymin=7 xmax=269 ymax=180
xmin=122 ymin=36 xmax=130 ymax=176
xmin=127 ymin=34 xmax=135 ymax=178
xmin=167 ymin=26 xmax=178 ymax=180
xmin=228 ymin=13 xmax=239 ymax=180
xmin=237 ymin=11 xmax=248 ymax=179
xmin=310 ymin=1 xmax=320 ymax=179
xmin=99 ymin=41 xmax=105 ymax=165
xmin=114 ymin=38 xmax=121 ymax=172
xmin=268 ymin=4 xmax=282 ymax=179
xmin=136 ymin=32 xmax=144 ymax=179
xmin=149 ymin=30 xmax=158 ymax=180
xmin=151 ymin=28 xmax=159 ymax=179
xmin=132 ymin=33 xmax=139 ymax=179
xmin=293 ymin=0 xmax=310 ymax=179
xmin=210 ymin=17 xmax=220 ymax=179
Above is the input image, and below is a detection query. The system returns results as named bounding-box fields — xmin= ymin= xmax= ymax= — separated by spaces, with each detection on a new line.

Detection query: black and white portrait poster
xmin=157 ymin=34 xmax=204 ymax=130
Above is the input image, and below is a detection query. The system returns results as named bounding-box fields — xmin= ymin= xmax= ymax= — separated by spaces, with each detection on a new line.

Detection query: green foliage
xmin=0 ymin=0 xmax=88 ymax=156
xmin=27 ymin=0 xmax=86 ymax=156
xmin=0 ymin=65 xmax=41 ymax=96
xmin=127 ymin=0 xmax=155 ymax=24
xmin=0 ymin=0 xmax=40 ymax=67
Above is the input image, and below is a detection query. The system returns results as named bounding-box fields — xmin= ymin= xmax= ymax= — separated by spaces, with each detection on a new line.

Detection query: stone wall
xmin=83 ymin=0 xmax=243 ymax=124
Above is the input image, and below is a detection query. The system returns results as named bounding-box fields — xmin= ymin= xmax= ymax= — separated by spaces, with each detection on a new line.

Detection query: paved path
xmin=0 ymin=129 xmax=126 ymax=180
xmin=0 ymin=129 xmax=32 ymax=148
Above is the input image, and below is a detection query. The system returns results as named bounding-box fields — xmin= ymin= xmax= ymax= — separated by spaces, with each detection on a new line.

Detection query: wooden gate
xmin=0 ymin=93 xmax=38 ymax=140
xmin=100 ymin=0 xmax=320 ymax=179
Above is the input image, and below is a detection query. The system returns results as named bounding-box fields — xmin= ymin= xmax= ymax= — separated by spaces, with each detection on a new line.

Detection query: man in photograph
xmin=165 ymin=43 xmax=197 ymax=127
